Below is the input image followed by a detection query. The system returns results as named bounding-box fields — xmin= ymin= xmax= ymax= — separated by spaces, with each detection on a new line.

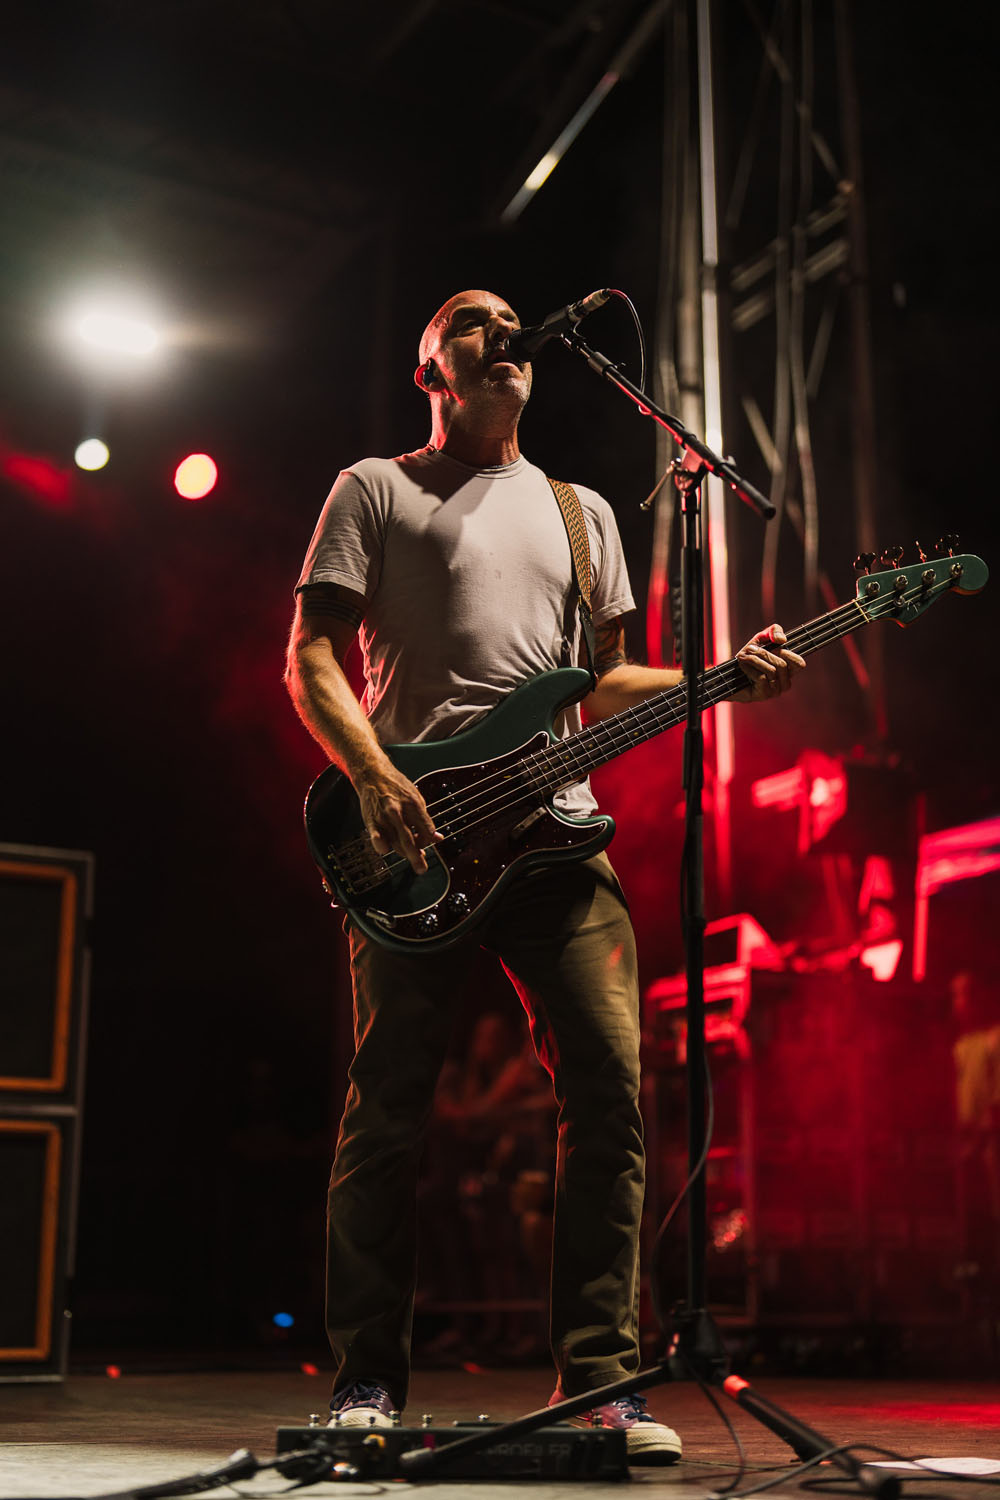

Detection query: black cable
xmin=648 ymin=1044 xmax=715 ymax=1332
xmin=679 ymin=1351 xmax=748 ymax=1495
xmin=648 ymin=698 xmax=718 ymax=1339
xmin=607 ymin=288 xmax=646 ymax=392
xmin=802 ymin=1463 xmax=1000 ymax=1494
xmin=2 ymin=1448 xmax=340 ymax=1500
xmin=707 ymin=1442 xmax=916 ymax=1500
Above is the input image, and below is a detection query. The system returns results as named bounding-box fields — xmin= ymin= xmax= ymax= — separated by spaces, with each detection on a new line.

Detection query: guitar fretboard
xmin=524 ymin=596 xmax=871 ymax=794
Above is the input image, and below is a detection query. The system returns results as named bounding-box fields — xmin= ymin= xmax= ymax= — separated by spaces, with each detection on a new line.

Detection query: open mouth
xmin=487 ymin=346 xmax=522 ymax=369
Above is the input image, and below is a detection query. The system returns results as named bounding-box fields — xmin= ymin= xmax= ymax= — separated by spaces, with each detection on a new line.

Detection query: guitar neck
xmin=538 ymin=596 xmax=870 ymax=790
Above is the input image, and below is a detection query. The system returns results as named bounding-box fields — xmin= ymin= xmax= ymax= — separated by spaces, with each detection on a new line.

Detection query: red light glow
xmin=799 ymin=750 xmax=848 ymax=852
xmin=809 ymin=776 xmax=841 ymax=809
xmin=859 ymin=938 xmax=903 ymax=982
xmin=2 ymin=450 xmax=72 ymax=508
xmin=751 ymin=766 xmax=804 ymax=811
xmin=174 ymin=453 xmax=218 ymax=499
xmin=912 ymin=816 xmax=1000 ymax=979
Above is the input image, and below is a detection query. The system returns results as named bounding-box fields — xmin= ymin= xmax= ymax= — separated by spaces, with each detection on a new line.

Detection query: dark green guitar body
xmin=304 ymin=668 xmax=615 ymax=953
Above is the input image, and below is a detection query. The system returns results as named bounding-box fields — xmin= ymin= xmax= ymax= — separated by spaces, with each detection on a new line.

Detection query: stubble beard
xmin=478 ymin=361 xmax=530 ymax=416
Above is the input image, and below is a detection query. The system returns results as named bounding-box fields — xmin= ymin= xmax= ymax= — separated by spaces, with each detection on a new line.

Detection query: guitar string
xmin=335 ymin=578 xmax=946 ymax=887
xmin=333 ymin=595 xmax=868 ymax=878
xmin=334 ymin=595 xmax=875 ymax=881
xmin=450 ymin=576 xmax=950 ymax=820
xmin=334 ymin=575 xmax=958 ymax=891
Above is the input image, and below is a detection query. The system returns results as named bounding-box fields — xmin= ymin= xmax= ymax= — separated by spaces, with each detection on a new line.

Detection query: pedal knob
xmin=447 ymin=891 xmax=470 ymax=915
xmin=421 ymin=1413 xmax=434 ymax=1427
xmin=308 ymin=1412 xmax=323 ymax=1427
xmin=417 ymin=911 xmax=439 ymax=936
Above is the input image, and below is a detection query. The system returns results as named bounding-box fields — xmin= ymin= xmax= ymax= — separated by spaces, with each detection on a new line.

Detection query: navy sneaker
xmin=328 ymin=1380 xmax=397 ymax=1428
xmin=548 ymin=1390 xmax=682 ymax=1465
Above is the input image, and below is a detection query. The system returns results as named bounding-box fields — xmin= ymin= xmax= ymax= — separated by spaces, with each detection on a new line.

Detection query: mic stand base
xmin=393 ymin=1333 xmax=899 ymax=1496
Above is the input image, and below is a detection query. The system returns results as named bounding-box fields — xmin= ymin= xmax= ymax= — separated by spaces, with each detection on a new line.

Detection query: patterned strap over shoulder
xmin=546 ymin=477 xmax=597 ymax=684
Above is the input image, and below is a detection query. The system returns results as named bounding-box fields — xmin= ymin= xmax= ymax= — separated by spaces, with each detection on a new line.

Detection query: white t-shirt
xmin=296 ymin=446 xmax=635 ymax=815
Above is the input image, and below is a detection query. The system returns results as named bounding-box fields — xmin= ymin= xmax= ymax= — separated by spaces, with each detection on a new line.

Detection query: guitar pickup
xmin=511 ymin=806 xmax=547 ymax=842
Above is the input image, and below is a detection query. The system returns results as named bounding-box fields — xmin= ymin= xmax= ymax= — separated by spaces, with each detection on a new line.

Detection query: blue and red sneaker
xmin=328 ymin=1380 xmax=397 ymax=1428
xmin=548 ymin=1390 xmax=682 ymax=1465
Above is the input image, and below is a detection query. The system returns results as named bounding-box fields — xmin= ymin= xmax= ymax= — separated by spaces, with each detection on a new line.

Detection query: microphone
xmin=502 ymin=288 xmax=613 ymax=362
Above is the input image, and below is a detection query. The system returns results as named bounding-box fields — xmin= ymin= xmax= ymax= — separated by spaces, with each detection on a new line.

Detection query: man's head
xmin=414 ymin=289 xmax=531 ymax=412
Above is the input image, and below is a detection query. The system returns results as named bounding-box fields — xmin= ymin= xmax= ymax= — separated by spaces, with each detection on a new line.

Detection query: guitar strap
xmin=546 ymin=477 xmax=598 ymax=686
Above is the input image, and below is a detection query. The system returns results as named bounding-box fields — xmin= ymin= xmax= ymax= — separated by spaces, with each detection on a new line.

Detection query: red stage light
xmin=2 ymin=449 xmax=72 ymax=508
xmin=859 ymin=938 xmax=903 ymax=982
xmin=912 ymin=816 xmax=1000 ymax=980
xmin=751 ymin=766 xmax=804 ymax=812
xmin=798 ymin=750 xmax=848 ymax=852
xmin=174 ymin=453 xmax=218 ymax=499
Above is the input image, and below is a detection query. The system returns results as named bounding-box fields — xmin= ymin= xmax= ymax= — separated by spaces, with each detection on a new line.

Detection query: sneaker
xmin=548 ymin=1390 xmax=682 ymax=1466
xmin=328 ymin=1380 xmax=397 ymax=1428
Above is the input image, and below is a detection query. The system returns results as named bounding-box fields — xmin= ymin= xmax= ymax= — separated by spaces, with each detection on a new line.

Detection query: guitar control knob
xmin=417 ymin=911 xmax=439 ymax=936
xmin=446 ymin=892 xmax=471 ymax=915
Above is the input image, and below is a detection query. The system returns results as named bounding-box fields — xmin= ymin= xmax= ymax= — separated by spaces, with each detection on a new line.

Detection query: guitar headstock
xmin=853 ymin=545 xmax=989 ymax=626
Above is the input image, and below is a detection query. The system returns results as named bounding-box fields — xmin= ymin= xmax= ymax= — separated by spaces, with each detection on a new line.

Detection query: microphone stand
xmin=554 ymin=326 xmax=772 ymax=1383
xmin=395 ymin=331 xmax=898 ymax=1496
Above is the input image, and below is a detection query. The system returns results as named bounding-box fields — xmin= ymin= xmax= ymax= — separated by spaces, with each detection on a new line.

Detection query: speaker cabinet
xmin=0 ymin=844 xmax=93 ymax=1379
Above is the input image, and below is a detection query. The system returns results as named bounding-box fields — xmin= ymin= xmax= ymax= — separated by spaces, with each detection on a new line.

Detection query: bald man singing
xmin=286 ymin=290 xmax=803 ymax=1461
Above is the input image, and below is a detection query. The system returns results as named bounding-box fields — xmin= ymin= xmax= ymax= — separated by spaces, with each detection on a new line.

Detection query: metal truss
xmin=649 ymin=0 xmax=887 ymax=900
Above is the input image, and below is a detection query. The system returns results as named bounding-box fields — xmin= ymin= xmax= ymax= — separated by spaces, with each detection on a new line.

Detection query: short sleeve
xmin=294 ymin=468 xmax=385 ymax=600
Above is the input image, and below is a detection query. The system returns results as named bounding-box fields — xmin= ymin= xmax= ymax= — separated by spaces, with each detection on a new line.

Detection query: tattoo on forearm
xmin=593 ymin=621 xmax=627 ymax=676
xmin=299 ymin=585 xmax=364 ymax=627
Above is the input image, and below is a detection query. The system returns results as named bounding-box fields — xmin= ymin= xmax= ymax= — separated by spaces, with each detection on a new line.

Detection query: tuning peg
xmin=915 ymin=540 xmax=928 ymax=563
xmin=853 ymin=552 xmax=877 ymax=577
xmin=879 ymin=545 xmax=904 ymax=570
xmin=934 ymin=533 xmax=959 ymax=558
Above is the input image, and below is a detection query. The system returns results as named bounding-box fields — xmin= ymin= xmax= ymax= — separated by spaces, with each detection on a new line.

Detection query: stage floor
xmin=3 ymin=1368 xmax=999 ymax=1498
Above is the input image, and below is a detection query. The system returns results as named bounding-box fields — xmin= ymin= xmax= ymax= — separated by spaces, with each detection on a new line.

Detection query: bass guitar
xmin=304 ymin=550 xmax=987 ymax=953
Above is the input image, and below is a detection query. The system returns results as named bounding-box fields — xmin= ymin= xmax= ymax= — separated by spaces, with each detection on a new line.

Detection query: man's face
xmin=419 ymin=289 xmax=532 ymax=407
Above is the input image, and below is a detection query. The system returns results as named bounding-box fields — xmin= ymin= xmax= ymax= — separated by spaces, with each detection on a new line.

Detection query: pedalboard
xmin=275 ymin=1419 xmax=629 ymax=1481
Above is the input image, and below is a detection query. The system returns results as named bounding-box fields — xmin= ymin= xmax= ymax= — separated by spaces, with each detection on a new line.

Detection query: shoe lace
xmin=344 ymin=1381 xmax=388 ymax=1406
xmin=612 ymin=1394 xmax=649 ymax=1419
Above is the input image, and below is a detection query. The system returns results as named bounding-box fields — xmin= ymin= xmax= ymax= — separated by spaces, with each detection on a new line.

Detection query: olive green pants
xmin=326 ymin=852 xmax=644 ymax=1409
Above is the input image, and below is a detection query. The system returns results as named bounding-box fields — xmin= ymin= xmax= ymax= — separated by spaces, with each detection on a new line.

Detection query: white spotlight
xmin=75 ymin=438 xmax=110 ymax=471
xmin=76 ymin=312 xmax=159 ymax=357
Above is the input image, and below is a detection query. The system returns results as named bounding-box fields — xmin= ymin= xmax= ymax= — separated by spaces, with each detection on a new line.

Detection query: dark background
xmin=1 ymin=1 xmax=997 ymax=1359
